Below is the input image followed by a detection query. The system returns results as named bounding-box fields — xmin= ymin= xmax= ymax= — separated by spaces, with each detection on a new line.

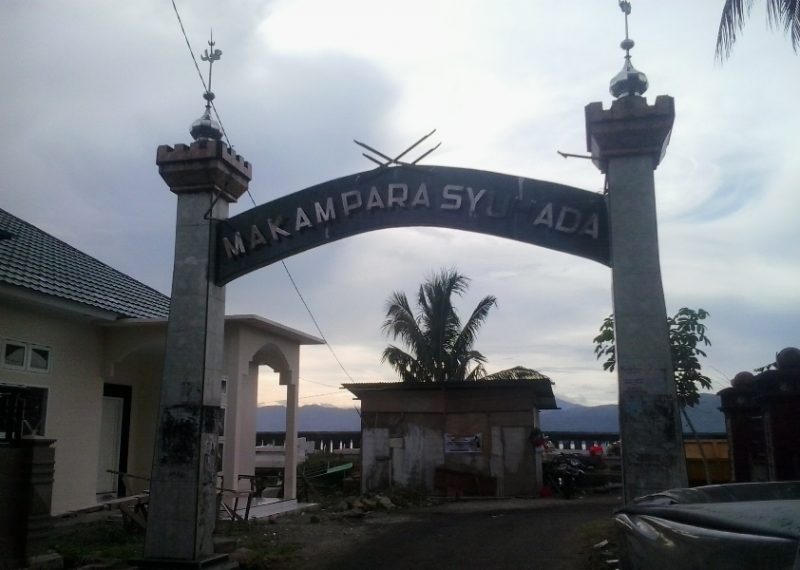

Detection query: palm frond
xmin=381 ymin=345 xmax=430 ymax=382
xmin=382 ymin=291 xmax=427 ymax=352
xmin=452 ymin=294 xmax=497 ymax=358
xmin=717 ymin=0 xmax=800 ymax=60
xmin=716 ymin=0 xmax=752 ymax=60
xmin=766 ymin=0 xmax=800 ymax=51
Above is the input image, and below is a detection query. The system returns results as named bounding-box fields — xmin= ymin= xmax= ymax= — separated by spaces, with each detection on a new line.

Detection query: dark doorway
xmin=97 ymin=383 xmax=132 ymax=497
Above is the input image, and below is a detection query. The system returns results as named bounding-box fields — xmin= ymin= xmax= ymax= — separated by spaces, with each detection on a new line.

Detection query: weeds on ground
xmin=216 ymin=519 xmax=304 ymax=570
xmin=578 ymin=518 xmax=619 ymax=570
xmin=47 ymin=519 xmax=144 ymax=568
xmin=383 ymin=486 xmax=432 ymax=507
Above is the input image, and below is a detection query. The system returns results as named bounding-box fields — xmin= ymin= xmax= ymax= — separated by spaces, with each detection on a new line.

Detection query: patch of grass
xmin=51 ymin=518 xmax=306 ymax=570
xmin=216 ymin=519 xmax=304 ymax=570
xmin=48 ymin=520 xmax=143 ymax=568
xmin=577 ymin=518 xmax=619 ymax=570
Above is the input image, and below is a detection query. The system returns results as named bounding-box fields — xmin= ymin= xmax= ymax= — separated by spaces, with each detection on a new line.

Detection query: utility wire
xmin=170 ymin=0 xmax=256 ymax=208
xmin=281 ymin=260 xmax=356 ymax=383
xmin=300 ymin=376 xmax=344 ymax=389
xmin=170 ymin=0 xmax=356 ymax=383
xmin=261 ymin=389 xmax=344 ymax=405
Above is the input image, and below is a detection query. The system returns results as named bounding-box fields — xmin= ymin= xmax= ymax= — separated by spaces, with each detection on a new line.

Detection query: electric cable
xmin=281 ymin=260 xmax=356 ymax=383
xmin=170 ymin=0 xmax=256 ymax=207
xmin=169 ymin=0 xmax=357 ymax=384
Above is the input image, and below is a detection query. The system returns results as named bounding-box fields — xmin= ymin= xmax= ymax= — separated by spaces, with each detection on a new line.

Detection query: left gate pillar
xmin=142 ymin=139 xmax=251 ymax=566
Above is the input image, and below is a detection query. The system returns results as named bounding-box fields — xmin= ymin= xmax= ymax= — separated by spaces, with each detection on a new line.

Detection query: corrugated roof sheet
xmin=483 ymin=366 xmax=551 ymax=382
xmin=0 ymin=208 xmax=170 ymax=319
xmin=342 ymin=378 xmax=558 ymax=408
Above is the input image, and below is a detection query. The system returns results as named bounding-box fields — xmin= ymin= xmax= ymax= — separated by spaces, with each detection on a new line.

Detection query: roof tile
xmin=0 ymin=208 xmax=170 ymax=319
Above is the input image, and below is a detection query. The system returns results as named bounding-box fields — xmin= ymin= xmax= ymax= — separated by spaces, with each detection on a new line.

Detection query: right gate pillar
xmin=586 ymin=94 xmax=687 ymax=502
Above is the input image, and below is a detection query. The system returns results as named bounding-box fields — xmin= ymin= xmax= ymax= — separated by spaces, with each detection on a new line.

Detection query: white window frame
xmin=27 ymin=344 xmax=52 ymax=373
xmin=1 ymin=339 xmax=28 ymax=371
xmin=0 ymin=339 xmax=52 ymax=374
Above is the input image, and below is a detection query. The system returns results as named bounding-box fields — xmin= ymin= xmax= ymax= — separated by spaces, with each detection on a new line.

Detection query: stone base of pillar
xmin=133 ymin=553 xmax=235 ymax=570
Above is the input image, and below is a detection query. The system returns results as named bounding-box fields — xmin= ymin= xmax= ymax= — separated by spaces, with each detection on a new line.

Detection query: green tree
xmin=593 ymin=308 xmax=713 ymax=482
xmin=381 ymin=269 xmax=497 ymax=383
xmin=716 ymin=0 xmax=800 ymax=60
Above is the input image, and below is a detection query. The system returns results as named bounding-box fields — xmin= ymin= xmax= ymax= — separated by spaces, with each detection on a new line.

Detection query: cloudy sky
xmin=2 ymin=1 xmax=797 ymax=407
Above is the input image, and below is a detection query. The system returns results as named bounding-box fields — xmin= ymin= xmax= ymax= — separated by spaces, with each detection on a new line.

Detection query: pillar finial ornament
xmin=609 ymin=1 xmax=649 ymax=99
xmin=190 ymin=29 xmax=224 ymax=141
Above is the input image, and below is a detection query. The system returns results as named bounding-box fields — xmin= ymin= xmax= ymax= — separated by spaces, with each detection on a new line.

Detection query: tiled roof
xmin=0 ymin=208 xmax=170 ymax=319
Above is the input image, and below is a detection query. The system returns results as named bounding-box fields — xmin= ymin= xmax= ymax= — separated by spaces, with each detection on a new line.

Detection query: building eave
xmin=225 ymin=314 xmax=324 ymax=346
xmin=0 ymin=283 xmax=122 ymax=322
xmin=99 ymin=313 xmax=325 ymax=346
xmin=343 ymin=379 xmax=558 ymax=409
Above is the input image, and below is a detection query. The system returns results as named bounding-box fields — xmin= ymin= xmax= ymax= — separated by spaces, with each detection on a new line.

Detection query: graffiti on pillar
xmin=214 ymin=164 xmax=609 ymax=285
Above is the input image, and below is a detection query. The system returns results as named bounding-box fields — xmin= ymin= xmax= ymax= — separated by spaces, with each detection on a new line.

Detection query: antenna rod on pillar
xmin=609 ymin=1 xmax=649 ymax=99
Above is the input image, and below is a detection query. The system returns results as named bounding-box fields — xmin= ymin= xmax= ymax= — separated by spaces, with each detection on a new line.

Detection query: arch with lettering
xmin=215 ymin=164 xmax=609 ymax=285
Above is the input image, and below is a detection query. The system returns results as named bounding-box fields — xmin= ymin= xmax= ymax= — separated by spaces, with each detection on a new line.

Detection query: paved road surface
xmin=309 ymin=495 xmax=621 ymax=570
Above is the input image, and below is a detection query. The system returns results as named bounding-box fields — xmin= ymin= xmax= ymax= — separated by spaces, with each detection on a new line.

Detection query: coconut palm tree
xmin=716 ymin=0 xmax=800 ymax=60
xmin=381 ymin=269 xmax=497 ymax=383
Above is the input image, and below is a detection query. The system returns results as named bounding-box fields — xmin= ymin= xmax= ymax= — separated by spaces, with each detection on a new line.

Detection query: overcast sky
xmin=2 ymin=1 xmax=797 ymax=407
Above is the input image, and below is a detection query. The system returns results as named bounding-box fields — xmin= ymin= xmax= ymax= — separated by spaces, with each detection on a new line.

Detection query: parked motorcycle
xmin=543 ymin=453 xmax=586 ymax=499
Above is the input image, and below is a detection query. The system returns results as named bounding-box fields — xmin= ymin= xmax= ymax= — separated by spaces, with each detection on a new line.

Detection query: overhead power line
xmin=281 ymin=261 xmax=356 ymax=383
xmin=261 ymin=389 xmax=344 ymax=406
xmin=169 ymin=1 xmax=356 ymax=384
xmin=169 ymin=0 xmax=255 ymax=207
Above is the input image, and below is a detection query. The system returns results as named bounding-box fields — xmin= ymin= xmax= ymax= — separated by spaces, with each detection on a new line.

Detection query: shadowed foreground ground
xmin=48 ymin=494 xmax=620 ymax=569
xmin=288 ymin=495 xmax=621 ymax=570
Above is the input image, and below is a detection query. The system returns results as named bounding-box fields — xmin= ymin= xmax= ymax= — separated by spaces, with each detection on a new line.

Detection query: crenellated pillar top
xmin=585 ymin=94 xmax=675 ymax=174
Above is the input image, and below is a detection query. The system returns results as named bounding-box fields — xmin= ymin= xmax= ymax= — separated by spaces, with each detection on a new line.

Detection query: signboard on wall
xmin=445 ymin=433 xmax=482 ymax=454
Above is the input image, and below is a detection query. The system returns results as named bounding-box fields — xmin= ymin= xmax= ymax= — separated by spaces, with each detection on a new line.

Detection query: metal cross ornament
xmin=354 ymin=129 xmax=441 ymax=168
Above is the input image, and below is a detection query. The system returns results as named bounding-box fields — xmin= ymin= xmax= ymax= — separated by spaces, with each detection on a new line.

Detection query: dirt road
xmin=276 ymin=495 xmax=621 ymax=570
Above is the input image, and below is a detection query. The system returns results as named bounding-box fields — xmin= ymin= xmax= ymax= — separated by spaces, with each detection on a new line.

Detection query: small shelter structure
xmin=344 ymin=367 xmax=557 ymax=497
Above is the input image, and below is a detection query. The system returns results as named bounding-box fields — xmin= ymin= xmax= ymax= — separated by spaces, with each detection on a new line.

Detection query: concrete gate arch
xmin=144 ymin=94 xmax=687 ymax=565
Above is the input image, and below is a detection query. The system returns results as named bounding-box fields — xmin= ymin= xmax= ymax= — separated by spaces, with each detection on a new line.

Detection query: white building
xmin=0 ymin=208 xmax=321 ymax=514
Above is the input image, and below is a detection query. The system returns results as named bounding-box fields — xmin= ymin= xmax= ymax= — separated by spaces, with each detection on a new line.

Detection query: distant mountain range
xmin=257 ymin=404 xmax=361 ymax=432
xmin=255 ymin=393 xmax=726 ymax=433
xmin=540 ymin=393 xmax=725 ymax=433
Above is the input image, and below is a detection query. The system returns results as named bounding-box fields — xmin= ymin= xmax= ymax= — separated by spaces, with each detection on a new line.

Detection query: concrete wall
xmin=1 ymin=303 xmax=104 ymax=514
xmin=360 ymin=388 xmax=541 ymax=496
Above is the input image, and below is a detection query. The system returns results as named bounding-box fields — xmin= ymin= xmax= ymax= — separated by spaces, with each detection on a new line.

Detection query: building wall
xmin=360 ymin=389 xmax=541 ymax=496
xmin=1 ymin=303 xmax=104 ymax=514
xmin=100 ymin=322 xmax=168 ymax=494
xmin=1 ymin=306 xmax=168 ymax=513
xmin=107 ymin=353 xmax=163 ymax=492
xmin=221 ymin=323 xmax=303 ymax=494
